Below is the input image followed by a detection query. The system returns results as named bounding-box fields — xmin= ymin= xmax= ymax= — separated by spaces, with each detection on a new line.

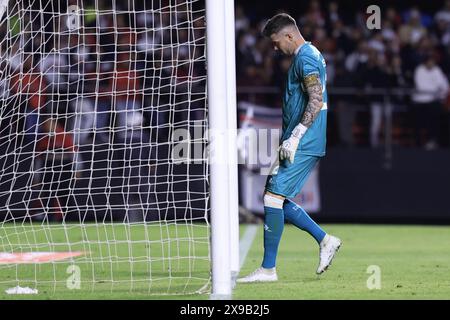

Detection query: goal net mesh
xmin=0 ymin=0 xmax=210 ymax=295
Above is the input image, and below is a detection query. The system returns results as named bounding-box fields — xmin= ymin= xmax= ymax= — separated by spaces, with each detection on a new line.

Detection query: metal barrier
xmin=236 ymin=86 xmax=449 ymax=170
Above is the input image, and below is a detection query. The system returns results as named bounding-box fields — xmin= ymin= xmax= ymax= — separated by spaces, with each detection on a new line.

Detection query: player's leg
xmin=277 ymin=155 xmax=326 ymax=243
xmin=262 ymin=191 xmax=285 ymax=270
xmin=237 ymin=191 xmax=284 ymax=283
xmin=283 ymin=199 xmax=326 ymax=244
xmin=284 ymin=198 xmax=341 ymax=274
xmin=276 ymin=154 xmax=341 ymax=274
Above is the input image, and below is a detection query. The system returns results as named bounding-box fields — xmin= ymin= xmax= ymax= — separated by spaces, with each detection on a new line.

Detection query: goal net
xmin=0 ymin=0 xmax=210 ymax=296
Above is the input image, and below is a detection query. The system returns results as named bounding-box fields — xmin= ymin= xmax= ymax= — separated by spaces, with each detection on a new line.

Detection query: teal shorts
xmin=265 ymin=153 xmax=321 ymax=198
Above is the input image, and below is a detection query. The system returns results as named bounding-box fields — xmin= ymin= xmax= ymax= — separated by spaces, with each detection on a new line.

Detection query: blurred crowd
xmin=1 ymin=0 xmax=450 ymax=153
xmin=0 ymin=0 xmax=448 ymax=221
xmin=0 ymin=0 xmax=206 ymax=221
xmin=1 ymin=0 xmax=206 ymax=149
xmin=235 ymin=0 xmax=450 ymax=149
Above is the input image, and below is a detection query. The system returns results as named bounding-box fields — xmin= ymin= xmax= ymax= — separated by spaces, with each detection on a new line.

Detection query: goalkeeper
xmin=238 ymin=13 xmax=341 ymax=283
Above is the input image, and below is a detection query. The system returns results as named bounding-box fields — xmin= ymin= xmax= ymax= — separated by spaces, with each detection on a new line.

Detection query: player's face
xmin=270 ymin=32 xmax=294 ymax=56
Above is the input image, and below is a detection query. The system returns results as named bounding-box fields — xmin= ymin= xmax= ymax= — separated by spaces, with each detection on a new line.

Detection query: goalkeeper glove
xmin=279 ymin=123 xmax=307 ymax=163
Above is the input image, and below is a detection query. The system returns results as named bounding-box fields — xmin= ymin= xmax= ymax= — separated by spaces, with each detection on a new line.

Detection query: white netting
xmin=0 ymin=0 xmax=210 ymax=296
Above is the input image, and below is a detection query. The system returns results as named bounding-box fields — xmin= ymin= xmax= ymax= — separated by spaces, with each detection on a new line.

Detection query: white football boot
xmin=316 ymin=234 xmax=342 ymax=274
xmin=236 ymin=267 xmax=278 ymax=283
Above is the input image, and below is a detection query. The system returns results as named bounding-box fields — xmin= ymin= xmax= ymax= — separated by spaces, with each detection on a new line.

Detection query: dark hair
xmin=261 ymin=13 xmax=297 ymax=37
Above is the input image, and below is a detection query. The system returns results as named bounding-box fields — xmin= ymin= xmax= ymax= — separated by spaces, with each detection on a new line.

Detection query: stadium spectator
xmin=71 ymin=97 xmax=95 ymax=148
xmin=10 ymin=55 xmax=47 ymax=112
xmin=237 ymin=64 xmax=272 ymax=106
xmin=300 ymin=0 xmax=325 ymax=28
xmin=435 ymin=0 xmax=450 ymax=25
xmin=359 ymin=49 xmax=391 ymax=148
xmin=234 ymin=1 xmax=450 ymax=148
xmin=399 ymin=9 xmax=428 ymax=46
xmin=3 ymin=0 xmax=450 ymax=152
xmin=345 ymin=40 xmax=369 ymax=73
xmin=333 ymin=65 xmax=358 ymax=147
xmin=102 ymin=52 xmax=144 ymax=142
xmin=9 ymin=54 xmax=48 ymax=143
xmin=412 ymin=55 xmax=449 ymax=149
xmin=235 ymin=5 xmax=250 ymax=34
xmin=33 ymin=115 xmax=81 ymax=221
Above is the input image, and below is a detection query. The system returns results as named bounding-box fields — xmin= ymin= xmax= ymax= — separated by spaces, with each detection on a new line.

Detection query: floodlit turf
xmin=234 ymin=224 xmax=450 ymax=300
xmin=0 ymin=222 xmax=211 ymax=300
xmin=0 ymin=224 xmax=449 ymax=299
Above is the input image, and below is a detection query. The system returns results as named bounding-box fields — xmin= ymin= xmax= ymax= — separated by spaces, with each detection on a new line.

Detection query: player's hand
xmin=279 ymin=135 xmax=300 ymax=163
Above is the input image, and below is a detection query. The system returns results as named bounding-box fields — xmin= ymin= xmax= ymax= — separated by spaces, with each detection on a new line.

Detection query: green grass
xmin=0 ymin=223 xmax=449 ymax=299
xmin=234 ymin=224 xmax=450 ymax=300
xmin=0 ymin=222 xmax=211 ymax=299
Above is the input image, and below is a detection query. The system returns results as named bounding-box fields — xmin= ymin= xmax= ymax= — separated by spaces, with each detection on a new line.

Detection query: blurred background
xmin=235 ymin=0 xmax=450 ymax=224
xmin=0 ymin=0 xmax=208 ymax=223
xmin=0 ymin=0 xmax=449 ymax=225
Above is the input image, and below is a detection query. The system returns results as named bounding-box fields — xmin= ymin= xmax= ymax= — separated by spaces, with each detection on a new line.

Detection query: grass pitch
xmin=0 ymin=223 xmax=449 ymax=299
xmin=0 ymin=222 xmax=211 ymax=299
xmin=234 ymin=224 xmax=450 ymax=300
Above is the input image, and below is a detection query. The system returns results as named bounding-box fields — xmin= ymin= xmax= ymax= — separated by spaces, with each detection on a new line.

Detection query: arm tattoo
xmin=300 ymin=74 xmax=323 ymax=128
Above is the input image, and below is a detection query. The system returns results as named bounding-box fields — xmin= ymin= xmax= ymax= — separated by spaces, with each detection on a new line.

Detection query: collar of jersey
xmin=295 ymin=41 xmax=311 ymax=56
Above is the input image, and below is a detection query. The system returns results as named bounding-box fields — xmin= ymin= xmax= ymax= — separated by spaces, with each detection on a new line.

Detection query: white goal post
xmin=0 ymin=0 xmax=8 ymax=21
xmin=206 ymin=0 xmax=239 ymax=299
xmin=0 ymin=0 xmax=239 ymax=297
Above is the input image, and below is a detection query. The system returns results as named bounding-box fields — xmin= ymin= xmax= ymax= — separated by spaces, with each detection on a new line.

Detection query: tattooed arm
xmin=279 ymin=74 xmax=323 ymax=163
xmin=300 ymin=74 xmax=324 ymax=128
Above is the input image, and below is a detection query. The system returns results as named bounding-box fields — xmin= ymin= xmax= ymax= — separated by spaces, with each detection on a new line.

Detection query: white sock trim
xmin=263 ymin=194 xmax=284 ymax=209
xmin=320 ymin=234 xmax=330 ymax=245
xmin=261 ymin=267 xmax=276 ymax=275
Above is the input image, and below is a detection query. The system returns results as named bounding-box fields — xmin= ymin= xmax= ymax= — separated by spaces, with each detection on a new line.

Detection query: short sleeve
xmin=300 ymin=50 xmax=320 ymax=80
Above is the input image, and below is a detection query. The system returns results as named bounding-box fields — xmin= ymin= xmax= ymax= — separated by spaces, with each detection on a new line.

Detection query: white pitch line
xmin=239 ymin=224 xmax=258 ymax=270
xmin=235 ymin=224 xmax=258 ymax=279
xmin=230 ymin=224 xmax=258 ymax=290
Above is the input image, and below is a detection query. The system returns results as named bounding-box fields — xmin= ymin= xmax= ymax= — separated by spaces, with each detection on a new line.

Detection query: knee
xmin=263 ymin=192 xmax=285 ymax=209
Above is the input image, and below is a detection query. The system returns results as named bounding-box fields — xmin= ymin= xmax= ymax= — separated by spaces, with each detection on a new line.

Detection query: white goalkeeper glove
xmin=279 ymin=123 xmax=308 ymax=163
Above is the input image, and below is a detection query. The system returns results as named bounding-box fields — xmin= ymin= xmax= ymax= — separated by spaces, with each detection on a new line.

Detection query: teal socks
xmin=283 ymin=199 xmax=326 ymax=244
